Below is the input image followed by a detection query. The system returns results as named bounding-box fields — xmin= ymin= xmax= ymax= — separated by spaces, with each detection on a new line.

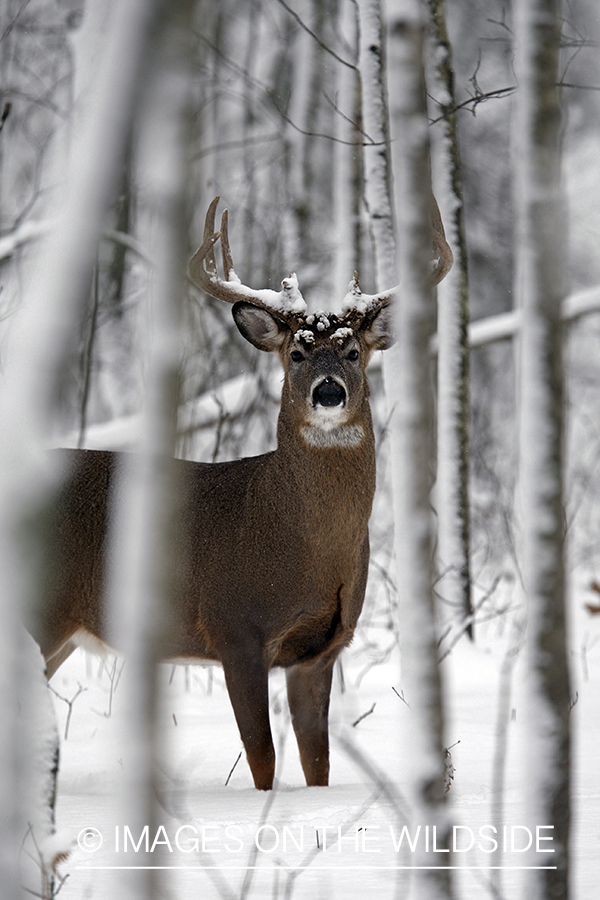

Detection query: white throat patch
xmin=300 ymin=424 xmax=365 ymax=449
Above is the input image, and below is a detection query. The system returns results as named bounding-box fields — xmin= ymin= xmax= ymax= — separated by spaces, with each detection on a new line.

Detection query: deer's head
xmin=189 ymin=197 xmax=452 ymax=449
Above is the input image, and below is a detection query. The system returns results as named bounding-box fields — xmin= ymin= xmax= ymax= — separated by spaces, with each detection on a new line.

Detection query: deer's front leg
xmin=221 ymin=647 xmax=275 ymax=790
xmin=286 ymin=656 xmax=335 ymax=786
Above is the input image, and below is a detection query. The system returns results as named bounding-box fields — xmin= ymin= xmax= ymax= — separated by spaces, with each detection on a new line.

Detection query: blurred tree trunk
xmin=384 ymin=2 xmax=454 ymax=898
xmin=0 ymin=0 xmax=78 ymax=233
xmin=0 ymin=4 xmax=80 ymax=893
xmin=104 ymin=3 xmax=198 ymax=900
xmin=514 ymin=0 xmax=571 ymax=897
xmin=241 ymin=0 xmax=261 ymax=283
xmin=0 ymin=1 xmax=195 ymax=896
xmin=332 ymin=0 xmax=361 ymax=300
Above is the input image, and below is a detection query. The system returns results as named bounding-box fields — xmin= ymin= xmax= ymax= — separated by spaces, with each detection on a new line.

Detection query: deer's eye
xmin=291 ymin=350 xmax=304 ymax=362
xmin=347 ymin=348 xmax=359 ymax=361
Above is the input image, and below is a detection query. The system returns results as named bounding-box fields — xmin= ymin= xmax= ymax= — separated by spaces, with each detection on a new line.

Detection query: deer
xmin=31 ymin=196 xmax=452 ymax=790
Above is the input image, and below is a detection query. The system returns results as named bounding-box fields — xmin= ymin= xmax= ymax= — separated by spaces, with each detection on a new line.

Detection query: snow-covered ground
xmin=42 ymin=573 xmax=600 ymax=900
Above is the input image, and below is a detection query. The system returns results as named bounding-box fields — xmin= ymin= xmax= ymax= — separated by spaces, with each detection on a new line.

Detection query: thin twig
xmin=428 ymin=85 xmax=516 ymax=124
xmin=197 ymin=31 xmax=386 ymax=148
xmin=391 ymin=686 xmax=410 ymax=707
xmin=225 ymin=751 xmax=242 ymax=787
xmin=78 ymin=263 xmax=100 ymax=449
xmin=437 ymin=575 xmax=502 ymax=662
xmin=275 ymin=0 xmax=356 ymax=70
xmin=352 ymin=702 xmax=376 ymax=727
xmin=48 ymin=683 xmax=87 ymax=740
xmin=103 ymin=656 xmax=125 ymax=718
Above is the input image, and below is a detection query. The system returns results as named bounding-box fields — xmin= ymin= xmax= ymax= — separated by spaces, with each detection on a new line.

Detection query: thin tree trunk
xmin=357 ymin=0 xmax=396 ymax=287
xmin=515 ymin=0 xmax=570 ymax=897
xmin=427 ymin=0 xmax=472 ymax=636
xmin=384 ymin=2 xmax=453 ymax=898
xmin=333 ymin=0 xmax=360 ymax=300
xmin=242 ymin=0 xmax=260 ymax=283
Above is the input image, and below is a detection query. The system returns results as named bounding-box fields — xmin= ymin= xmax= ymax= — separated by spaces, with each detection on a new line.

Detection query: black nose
xmin=313 ymin=377 xmax=346 ymax=408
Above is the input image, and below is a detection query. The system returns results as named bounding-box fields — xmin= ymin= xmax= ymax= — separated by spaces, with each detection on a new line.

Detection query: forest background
xmin=1 ymin=1 xmax=599 ymax=899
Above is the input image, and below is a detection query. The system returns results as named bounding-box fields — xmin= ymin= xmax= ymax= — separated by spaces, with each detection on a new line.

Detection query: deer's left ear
xmin=360 ymin=302 xmax=395 ymax=351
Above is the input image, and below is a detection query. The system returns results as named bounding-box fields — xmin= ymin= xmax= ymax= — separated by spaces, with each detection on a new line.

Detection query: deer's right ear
xmin=232 ymin=301 xmax=289 ymax=352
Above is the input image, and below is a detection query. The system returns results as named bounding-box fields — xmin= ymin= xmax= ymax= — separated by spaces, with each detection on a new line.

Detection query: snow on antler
xmin=340 ymin=272 xmax=396 ymax=317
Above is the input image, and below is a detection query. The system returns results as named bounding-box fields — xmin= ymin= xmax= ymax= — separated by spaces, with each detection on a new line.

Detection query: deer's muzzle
xmin=313 ymin=377 xmax=346 ymax=408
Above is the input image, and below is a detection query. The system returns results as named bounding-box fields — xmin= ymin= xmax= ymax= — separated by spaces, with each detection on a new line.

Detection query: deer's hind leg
xmin=286 ymin=655 xmax=335 ymax=787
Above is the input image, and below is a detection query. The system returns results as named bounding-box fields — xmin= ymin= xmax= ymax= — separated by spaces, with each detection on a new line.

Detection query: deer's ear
xmin=361 ymin=302 xmax=395 ymax=351
xmin=232 ymin=301 xmax=289 ymax=352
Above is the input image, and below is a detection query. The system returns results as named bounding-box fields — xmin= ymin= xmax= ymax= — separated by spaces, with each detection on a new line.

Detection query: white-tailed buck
xmin=32 ymin=197 xmax=452 ymax=790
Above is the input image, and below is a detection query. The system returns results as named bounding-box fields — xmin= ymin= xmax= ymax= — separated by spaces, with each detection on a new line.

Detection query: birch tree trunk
xmin=332 ymin=0 xmax=360 ymax=301
xmin=384 ymin=2 xmax=453 ymax=898
xmin=357 ymin=0 xmax=396 ymax=286
xmin=515 ymin=0 xmax=571 ymax=897
xmin=427 ymin=0 xmax=472 ymax=635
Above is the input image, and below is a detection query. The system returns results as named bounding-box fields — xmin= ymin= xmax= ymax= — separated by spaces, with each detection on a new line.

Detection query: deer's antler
xmin=190 ymin=195 xmax=452 ymax=328
xmin=429 ymin=194 xmax=454 ymax=285
xmin=189 ymin=197 xmax=306 ymax=315
xmin=340 ymin=194 xmax=453 ymax=315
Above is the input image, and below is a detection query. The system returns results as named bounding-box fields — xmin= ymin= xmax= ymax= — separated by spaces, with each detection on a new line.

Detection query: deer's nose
xmin=313 ymin=377 xmax=346 ymax=408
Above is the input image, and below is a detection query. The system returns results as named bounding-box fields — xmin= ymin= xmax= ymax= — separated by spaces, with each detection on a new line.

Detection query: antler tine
xmin=429 ymin=195 xmax=454 ymax=286
xmin=189 ymin=196 xmax=246 ymax=305
xmin=188 ymin=234 xmax=223 ymax=299
xmin=431 ymin=233 xmax=454 ymax=285
xmin=202 ymin=195 xmax=220 ymax=279
xmin=220 ymin=208 xmax=234 ymax=281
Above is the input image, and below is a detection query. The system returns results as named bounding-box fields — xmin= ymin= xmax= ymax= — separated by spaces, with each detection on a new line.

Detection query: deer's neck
xmin=273 ymin=401 xmax=377 ymax=523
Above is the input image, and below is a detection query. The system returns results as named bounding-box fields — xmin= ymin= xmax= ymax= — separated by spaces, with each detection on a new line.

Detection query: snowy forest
xmin=0 ymin=0 xmax=599 ymax=898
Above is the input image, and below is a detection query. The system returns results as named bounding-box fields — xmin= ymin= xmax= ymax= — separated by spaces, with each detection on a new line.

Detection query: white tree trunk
xmin=0 ymin=0 xmax=184 ymax=895
xmin=384 ymin=2 xmax=453 ymax=898
xmin=333 ymin=0 xmax=360 ymax=302
xmin=514 ymin=0 xmax=570 ymax=897
xmin=105 ymin=3 xmax=197 ymax=899
xmin=357 ymin=0 xmax=396 ymax=287
xmin=427 ymin=0 xmax=472 ymax=634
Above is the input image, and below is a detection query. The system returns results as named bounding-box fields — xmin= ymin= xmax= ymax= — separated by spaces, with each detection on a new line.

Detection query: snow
xmin=44 ymin=584 xmax=600 ymax=899
xmin=17 ymin=634 xmax=61 ymax=897
xmin=341 ymin=285 xmax=396 ymax=316
xmin=55 ymin=369 xmax=284 ymax=454
xmin=428 ymin=285 xmax=600 ymax=355
xmin=3 ymin=2 xmax=597 ymax=897
xmin=217 ymin=273 xmax=308 ymax=316
xmin=330 ymin=327 xmax=355 ymax=345
xmin=313 ymin=312 xmax=331 ymax=331
xmin=294 ymin=329 xmax=316 ymax=344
